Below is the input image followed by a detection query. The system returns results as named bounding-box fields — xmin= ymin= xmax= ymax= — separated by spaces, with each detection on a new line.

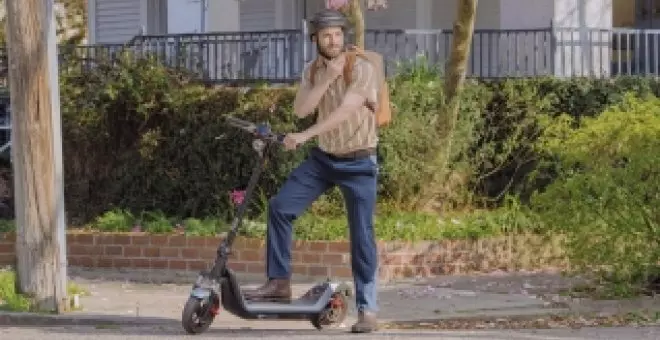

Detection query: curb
xmin=383 ymin=310 xmax=575 ymax=325
xmin=0 ymin=311 xmax=178 ymax=327
xmin=0 ymin=310 xmax=570 ymax=329
xmin=381 ymin=310 xmax=660 ymax=330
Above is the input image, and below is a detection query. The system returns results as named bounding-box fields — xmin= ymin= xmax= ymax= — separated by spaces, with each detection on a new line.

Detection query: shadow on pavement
xmin=9 ymin=323 xmax=579 ymax=340
xmin=0 ymin=313 xmax=179 ymax=327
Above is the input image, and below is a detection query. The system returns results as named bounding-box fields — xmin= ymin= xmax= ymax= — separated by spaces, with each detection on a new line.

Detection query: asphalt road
xmin=1 ymin=325 xmax=659 ymax=340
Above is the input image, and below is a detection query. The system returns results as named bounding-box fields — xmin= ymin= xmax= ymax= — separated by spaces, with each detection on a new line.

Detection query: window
xmin=613 ymin=0 xmax=635 ymax=27
xmin=637 ymin=0 xmax=660 ymax=26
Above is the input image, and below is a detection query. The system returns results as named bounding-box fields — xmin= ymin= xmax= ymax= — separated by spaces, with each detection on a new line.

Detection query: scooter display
xmin=181 ymin=116 xmax=352 ymax=335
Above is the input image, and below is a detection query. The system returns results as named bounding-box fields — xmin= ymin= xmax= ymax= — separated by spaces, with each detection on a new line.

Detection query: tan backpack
xmin=309 ymin=46 xmax=393 ymax=127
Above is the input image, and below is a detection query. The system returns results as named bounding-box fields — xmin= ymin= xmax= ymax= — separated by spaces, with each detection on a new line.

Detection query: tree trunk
xmin=417 ymin=0 xmax=478 ymax=210
xmin=5 ymin=0 xmax=67 ymax=313
xmin=341 ymin=0 xmax=365 ymax=48
xmin=443 ymin=0 xmax=478 ymax=105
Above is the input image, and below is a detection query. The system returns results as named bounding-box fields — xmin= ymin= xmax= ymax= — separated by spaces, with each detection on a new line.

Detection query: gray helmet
xmin=308 ymin=9 xmax=349 ymax=38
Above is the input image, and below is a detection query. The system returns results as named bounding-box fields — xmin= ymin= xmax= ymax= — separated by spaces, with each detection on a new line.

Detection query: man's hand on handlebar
xmin=282 ymin=132 xmax=311 ymax=151
xmin=224 ymin=116 xmax=304 ymax=149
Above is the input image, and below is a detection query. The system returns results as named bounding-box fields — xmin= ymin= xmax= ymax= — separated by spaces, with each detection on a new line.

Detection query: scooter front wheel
xmin=310 ymin=292 xmax=349 ymax=330
xmin=182 ymin=296 xmax=218 ymax=334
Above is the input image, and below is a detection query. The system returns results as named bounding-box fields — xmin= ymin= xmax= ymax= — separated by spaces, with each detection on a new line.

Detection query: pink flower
xmin=229 ymin=190 xmax=246 ymax=205
xmin=326 ymin=0 xmax=349 ymax=9
xmin=131 ymin=225 xmax=142 ymax=233
xmin=366 ymin=0 xmax=388 ymax=10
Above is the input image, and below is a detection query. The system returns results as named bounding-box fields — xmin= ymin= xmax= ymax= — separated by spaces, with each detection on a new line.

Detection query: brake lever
xmin=224 ymin=116 xmax=285 ymax=144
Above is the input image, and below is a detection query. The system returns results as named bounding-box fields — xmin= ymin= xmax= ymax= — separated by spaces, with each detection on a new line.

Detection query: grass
xmin=0 ymin=203 xmax=531 ymax=242
xmin=0 ymin=269 xmax=89 ymax=312
xmin=0 ymin=270 xmax=31 ymax=312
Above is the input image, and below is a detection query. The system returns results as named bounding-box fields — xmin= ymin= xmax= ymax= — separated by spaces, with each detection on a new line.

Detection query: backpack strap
xmin=343 ymin=51 xmax=358 ymax=85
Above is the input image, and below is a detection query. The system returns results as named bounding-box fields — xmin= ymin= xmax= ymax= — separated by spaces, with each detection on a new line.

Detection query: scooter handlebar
xmin=224 ymin=116 xmax=285 ymax=144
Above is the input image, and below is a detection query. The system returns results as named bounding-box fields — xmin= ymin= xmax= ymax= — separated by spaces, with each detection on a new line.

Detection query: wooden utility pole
xmin=5 ymin=0 xmax=67 ymax=313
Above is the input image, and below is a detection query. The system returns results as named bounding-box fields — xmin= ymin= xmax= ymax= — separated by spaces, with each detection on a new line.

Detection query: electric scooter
xmin=181 ymin=116 xmax=352 ymax=335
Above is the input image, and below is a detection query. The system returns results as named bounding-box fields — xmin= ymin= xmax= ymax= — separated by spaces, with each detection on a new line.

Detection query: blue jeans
xmin=265 ymin=147 xmax=379 ymax=313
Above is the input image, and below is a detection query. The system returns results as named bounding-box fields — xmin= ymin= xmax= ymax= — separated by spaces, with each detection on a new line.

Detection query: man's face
xmin=315 ymin=26 xmax=344 ymax=59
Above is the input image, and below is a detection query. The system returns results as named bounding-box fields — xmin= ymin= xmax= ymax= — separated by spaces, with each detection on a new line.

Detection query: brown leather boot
xmin=243 ymin=278 xmax=291 ymax=301
xmin=351 ymin=310 xmax=378 ymax=333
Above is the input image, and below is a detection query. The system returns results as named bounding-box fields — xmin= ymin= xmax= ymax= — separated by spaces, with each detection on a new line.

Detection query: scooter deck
xmin=218 ymin=269 xmax=345 ymax=318
xmin=229 ymin=284 xmax=334 ymax=314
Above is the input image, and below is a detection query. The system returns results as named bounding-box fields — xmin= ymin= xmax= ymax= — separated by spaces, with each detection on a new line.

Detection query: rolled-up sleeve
xmin=299 ymin=62 xmax=314 ymax=89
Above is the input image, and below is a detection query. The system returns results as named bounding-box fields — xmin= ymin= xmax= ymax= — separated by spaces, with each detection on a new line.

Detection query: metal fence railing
xmin=2 ymin=27 xmax=660 ymax=86
xmin=118 ymin=27 xmax=660 ymax=83
xmin=1 ymin=26 xmax=660 ymax=158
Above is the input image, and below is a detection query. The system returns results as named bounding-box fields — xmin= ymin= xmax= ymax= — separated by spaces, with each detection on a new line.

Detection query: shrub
xmin=529 ymin=94 xmax=660 ymax=295
xmin=55 ymin=54 xmax=488 ymax=223
xmin=469 ymin=76 xmax=660 ymax=206
xmin=59 ymin=54 xmax=312 ymax=223
xmin=377 ymin=59 xmax=489 ymax=210
xmin=5 ymin=50 xmax=660 ymax=230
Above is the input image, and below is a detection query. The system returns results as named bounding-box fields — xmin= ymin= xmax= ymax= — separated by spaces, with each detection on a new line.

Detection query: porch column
xmin=553 ymin=0 xmax=613 ymax=77
xmin=416 ymin=0 xmax=433 ymax=29
xmin=139 ymin=0 xmax=148 ymax=34
xmin=87 ymin=0 xmax=97 ymax=43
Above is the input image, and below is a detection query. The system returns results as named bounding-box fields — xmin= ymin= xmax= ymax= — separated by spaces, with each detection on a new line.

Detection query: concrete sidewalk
xmin=2 ymin=267 xmax=660 ymax=331
xmin=63 ymin=277 xmax=564 ymax=326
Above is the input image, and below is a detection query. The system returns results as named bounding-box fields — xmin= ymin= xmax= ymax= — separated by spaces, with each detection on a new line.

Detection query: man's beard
xmin=317 ymin=44 xmax=343 ymax=59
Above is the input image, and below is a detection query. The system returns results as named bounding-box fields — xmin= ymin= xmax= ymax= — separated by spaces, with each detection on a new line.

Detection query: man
xmin=243 ymin=9 xmax=381 ymax=333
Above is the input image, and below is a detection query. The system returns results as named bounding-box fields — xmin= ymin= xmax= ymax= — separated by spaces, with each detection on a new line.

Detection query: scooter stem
xmin=209 ymin=140 xmax=270 ymax=279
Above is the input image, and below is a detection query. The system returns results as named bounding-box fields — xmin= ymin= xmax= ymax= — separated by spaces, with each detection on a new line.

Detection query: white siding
xmin=305 ymin=0 xmax=326 ymax=14
xmin=94 ymin=0 xmax=142 ymax=43
xmin=208 ymin=0 xmax=240 ymax=31
xmin=167 ymin=0 xmax=202 ymax=33
xmin=365 ymin=0 xmax=417 ymax=29
xmin=294 ymin=0 xmax=417 ymax=30
xmin=500 ymin=0 xmax=552 ymax=29
xmin=240 ymin=0 xmax=276 ymax=31
xmin=554 ymin=0 xmax=612 ymax=28
xmin=431 ymin=0 xmax=500 ymax=30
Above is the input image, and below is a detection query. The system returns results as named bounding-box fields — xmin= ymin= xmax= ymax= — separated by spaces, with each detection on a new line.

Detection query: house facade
xmin=87 ymin=0 xmax=615 ymax=43
xmin=86 ymin=0 xmax=659 ymax=80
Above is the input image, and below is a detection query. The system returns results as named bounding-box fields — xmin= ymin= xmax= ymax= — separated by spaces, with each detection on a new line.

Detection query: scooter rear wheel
xmin=310 ymin=292 xmax=349 ymax=330
xmin=182 ymin=296 xmax=217 ymax=334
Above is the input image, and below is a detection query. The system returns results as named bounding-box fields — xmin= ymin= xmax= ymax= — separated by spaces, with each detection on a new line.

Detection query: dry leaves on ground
xmin=382 ymin=311 xmax=660 ymax=330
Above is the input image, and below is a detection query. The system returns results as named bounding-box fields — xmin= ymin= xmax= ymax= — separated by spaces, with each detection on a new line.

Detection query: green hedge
xmin=529 ymin=93 xmax=660 ymax=295
xmin=56 ymin=55 xmax=491 ymax=223
xmin=6 ymin=54 xmax=660 ymax=225
xmin=471 ymin=76 xmax=660 ymax=204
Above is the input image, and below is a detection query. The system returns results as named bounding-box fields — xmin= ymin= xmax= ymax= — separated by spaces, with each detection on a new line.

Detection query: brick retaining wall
xmin=0 ymin=232 xmax=567 ymax=280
